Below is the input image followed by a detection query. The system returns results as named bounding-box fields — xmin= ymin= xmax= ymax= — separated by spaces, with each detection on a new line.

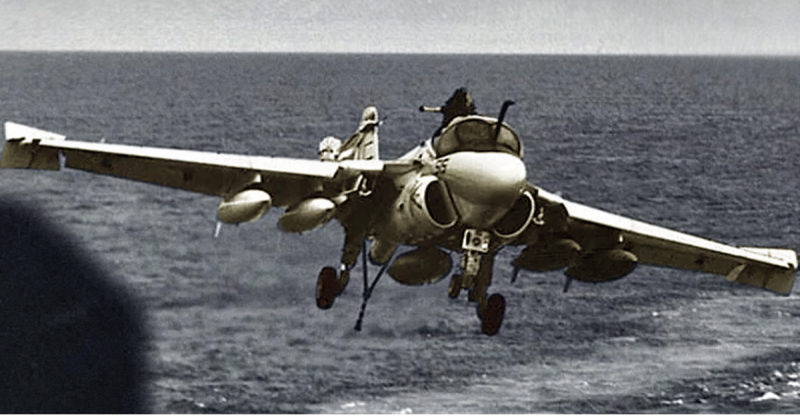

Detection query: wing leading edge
xmin=535 ymin=189 xmax=797 ymax=295
xmin=1 ymin=122 xmax=392 ymax=207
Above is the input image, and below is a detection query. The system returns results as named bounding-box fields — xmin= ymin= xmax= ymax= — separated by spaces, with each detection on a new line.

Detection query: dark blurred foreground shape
xmin=0 ymin=197 xmax=148 ymax=413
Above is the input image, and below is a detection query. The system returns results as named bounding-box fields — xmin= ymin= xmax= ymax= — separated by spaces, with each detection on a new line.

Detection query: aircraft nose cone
xmin=438 ymin=152 xmax=526 ymax=228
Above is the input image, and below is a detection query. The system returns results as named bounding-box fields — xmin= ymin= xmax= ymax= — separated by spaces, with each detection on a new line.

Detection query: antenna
xmin=493 ymin=100 xmax=515 ymax=142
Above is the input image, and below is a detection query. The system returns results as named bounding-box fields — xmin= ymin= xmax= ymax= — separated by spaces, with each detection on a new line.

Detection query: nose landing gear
xmin=449 ymin=269 xmax=506 ymax=336
xmin=448 ymin=228 xmax=507 ymax=335
xmin=447 ymin=274 xmax=463 ymax=299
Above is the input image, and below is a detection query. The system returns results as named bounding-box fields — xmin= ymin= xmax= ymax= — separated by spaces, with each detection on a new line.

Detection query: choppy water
xmin=1 ymin=52 xmax=799 ymax=413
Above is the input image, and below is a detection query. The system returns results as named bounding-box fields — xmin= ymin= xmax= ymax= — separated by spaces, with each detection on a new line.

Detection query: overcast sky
xmin=1 ymin=0 xmax=798 ymax=55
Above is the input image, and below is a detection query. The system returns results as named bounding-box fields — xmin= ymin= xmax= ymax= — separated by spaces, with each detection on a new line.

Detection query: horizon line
xmin=1 ymin=49 xmax=799 ymax=58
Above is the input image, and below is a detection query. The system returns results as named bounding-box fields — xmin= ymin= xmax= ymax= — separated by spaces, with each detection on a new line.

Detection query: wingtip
xmin=4 ymin=122 xmax=66 ymax=142
xmin=741 ymin=247 xmax=798 ymax=271
xmin=726 ymin=262 xmax=796 ymax=295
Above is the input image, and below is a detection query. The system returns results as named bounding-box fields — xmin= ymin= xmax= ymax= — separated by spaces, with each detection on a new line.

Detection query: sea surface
xmin=1 ymin=52 xmax=800 ymax=413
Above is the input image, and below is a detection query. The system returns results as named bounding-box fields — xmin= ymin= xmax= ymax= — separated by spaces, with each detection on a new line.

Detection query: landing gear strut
xmin=447 ymin=274 xmax=462 ymax=299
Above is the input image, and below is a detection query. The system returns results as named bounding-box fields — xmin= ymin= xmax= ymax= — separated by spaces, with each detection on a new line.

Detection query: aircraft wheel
xmin=447 ymin=274 xmax=462 ymax=299
xmin=480 ymin=293 xmax=506 ymax=336
xmin=316 ymin=266 xmax=337 ymax=310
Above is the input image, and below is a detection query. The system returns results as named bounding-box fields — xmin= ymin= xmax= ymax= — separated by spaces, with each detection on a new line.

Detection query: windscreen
xmin=433 ymin=116 xmax=522 ymax=158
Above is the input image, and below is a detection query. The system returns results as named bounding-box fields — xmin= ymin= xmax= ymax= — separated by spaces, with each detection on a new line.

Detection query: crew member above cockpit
xmin=439 ymin=87 xmax=476 ymax=132
xmin=419 ymin=88 xmax=523 ymax=159
xmin=420 ymin=87 xmax=478 ymax=138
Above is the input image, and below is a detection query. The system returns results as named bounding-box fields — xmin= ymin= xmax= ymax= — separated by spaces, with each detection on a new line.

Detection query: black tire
xmin=481 ymin=293 xmax=506 ymax=336
xmin=316 ymin=266 xmax=337 ymax=310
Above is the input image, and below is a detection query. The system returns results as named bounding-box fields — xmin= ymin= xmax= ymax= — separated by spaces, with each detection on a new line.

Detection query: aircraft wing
xmin=1 ymin=122 xmax=396 ymax=207
xmin=532 ymin=188 xmax=797 ymax=294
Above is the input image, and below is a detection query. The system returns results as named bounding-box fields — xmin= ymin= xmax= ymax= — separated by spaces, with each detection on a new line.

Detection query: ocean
xmin=1 ymin=52 xmax=799 ymax=413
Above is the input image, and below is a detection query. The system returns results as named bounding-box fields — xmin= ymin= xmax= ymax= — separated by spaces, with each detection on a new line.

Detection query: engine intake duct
xmin=494 ymin=190 xmax=536 ymax=239
xmin=423 ymin=177 xmax=458 ymax=228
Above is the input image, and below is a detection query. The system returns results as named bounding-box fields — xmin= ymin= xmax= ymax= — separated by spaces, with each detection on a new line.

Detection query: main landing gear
xmin=316 ymin=230 xmax=365 ymax=310
xmin=448 ymin=276 xmax=506 ymax=335
xmin=315 ymin=238 xmax=393 ymax=332
xmin=448 ymin=268 xmax=506 ymax=336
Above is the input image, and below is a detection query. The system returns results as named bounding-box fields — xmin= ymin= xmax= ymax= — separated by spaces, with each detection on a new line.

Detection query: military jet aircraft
xmin=2 ymin=89 xmax=796 ymax=335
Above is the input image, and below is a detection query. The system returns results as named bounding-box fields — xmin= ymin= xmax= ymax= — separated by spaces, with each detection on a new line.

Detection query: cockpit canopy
xmin=433 ymin=115 xmax=523 ymax=159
